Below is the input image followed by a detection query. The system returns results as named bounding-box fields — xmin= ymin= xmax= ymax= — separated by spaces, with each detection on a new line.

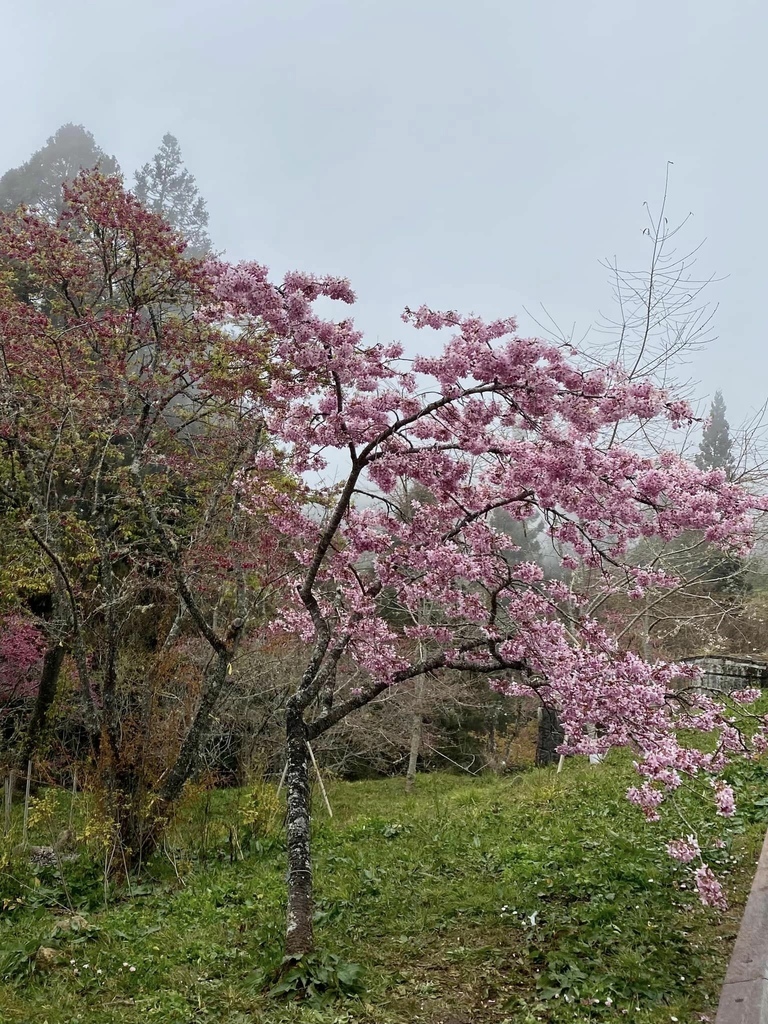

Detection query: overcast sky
xmin=3 ymin=0 xmax=765 ymax=423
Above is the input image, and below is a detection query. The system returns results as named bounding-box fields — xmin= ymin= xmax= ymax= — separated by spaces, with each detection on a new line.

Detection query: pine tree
xmin=0 ymin=124 xmax=119 ymax=219
xmin=694 ymin=392 xmax=746 ymax=593
xmin=696 ymin=390 xmax=735 ymax=479
xmin=134 ymin=134 xmax=211 ymax=256
xmin=491 ymin=507 xmax=544 ymax=567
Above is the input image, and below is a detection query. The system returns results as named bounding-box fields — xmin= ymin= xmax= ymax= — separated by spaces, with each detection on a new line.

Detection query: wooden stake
xmin=69 ymin=769 xmax=77 ymax=829
xmin=22 ymin=761 xmax=32 ymax=846
xmin=276 ymin=760 xmax=288 ymax=797
xmin=4 ymin=770 xmax=15 ymax=834
xmin=3 ymin=775 xmax=9 ymax=836
xmin=307 ymin=742 xmax=333 ymax=818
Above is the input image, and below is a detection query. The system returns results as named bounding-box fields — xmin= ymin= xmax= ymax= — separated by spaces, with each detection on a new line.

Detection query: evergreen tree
xmin=683 ymin=392 xmax=746 ymax=595
xmin=0 ymin=124 xmax=119 ymax=219
xmin=491 ymin=507 xmax=544 ymax=567
xmin=134 ymin=134 xmax=211 ymax=256
xmin=695 ymin=390 xmax=735 ymax=479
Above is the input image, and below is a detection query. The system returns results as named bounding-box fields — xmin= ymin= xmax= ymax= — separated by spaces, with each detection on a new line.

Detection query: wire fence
xmin=2 ymin=761 xmax=79 ymax=847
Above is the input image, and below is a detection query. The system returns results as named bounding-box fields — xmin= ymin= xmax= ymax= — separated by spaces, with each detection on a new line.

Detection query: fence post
xmin=2 ymin=775 xmax=8 ymax=835
xmin=3 ymin=770 xmax=14 ymax=835
xmin=22 ymin=761 xmax=32 ymax=846
xmin=68 ymin=768 xmax=77 ymax=829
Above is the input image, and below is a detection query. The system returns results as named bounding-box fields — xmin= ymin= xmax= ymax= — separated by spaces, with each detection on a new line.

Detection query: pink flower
xmin=0 ymin=615 xmax=45 ymax=701
xmin=694 ymin=864 xmax=728 ymax=910
xmin=626 ymin=783 xmax=665 ymax=822
xmin=732 ymin=688 xmax=761 ymax=705
xmin=667 ymin=835 xmax=700 ymax=863
xmin=712 ymin=781 xmax=736 ymax=817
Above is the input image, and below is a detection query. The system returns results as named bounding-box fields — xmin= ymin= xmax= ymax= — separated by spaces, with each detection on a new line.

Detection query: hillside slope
xmin=0 ymin=756 xmax=765 ymax=1023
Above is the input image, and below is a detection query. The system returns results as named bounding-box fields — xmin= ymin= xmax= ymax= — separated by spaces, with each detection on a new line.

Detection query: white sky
xmin=3 ymin=0 xmax=765 ymax=424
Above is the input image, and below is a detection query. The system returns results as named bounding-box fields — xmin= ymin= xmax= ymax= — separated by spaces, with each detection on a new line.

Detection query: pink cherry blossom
xmin=0 ymin=615 xmax=45 ymax=703
xmin=207 ymin=246 xmax=765 ymax=913
xmin=731 ymin=688 xmax=761 ymax=705
xmin=694 ymin=864 xmax=728 ymax=910
xmin=712 ymin=781 xmax=737 ymax=817
xmin=667 ymin=835 xmax=700 ymax=863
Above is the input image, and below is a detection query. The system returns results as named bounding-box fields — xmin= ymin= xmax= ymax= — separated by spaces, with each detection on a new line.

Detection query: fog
xmin=4 ymin=0 xmax=766 ymax=419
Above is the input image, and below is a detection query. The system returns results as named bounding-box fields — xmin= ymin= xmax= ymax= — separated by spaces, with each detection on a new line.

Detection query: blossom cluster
xmin=205 ymin=247 xmax=767 ymax=908
xmin=0 ymin=615 xmax=45 ymax=702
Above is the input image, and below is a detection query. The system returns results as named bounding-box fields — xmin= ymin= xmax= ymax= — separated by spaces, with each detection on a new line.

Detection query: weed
xmin=254 ymin=950 xmax=365 ymax=1005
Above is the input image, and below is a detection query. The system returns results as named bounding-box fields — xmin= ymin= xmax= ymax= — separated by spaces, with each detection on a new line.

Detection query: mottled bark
xmin=284 ymin=701 xmax=314 ymax=956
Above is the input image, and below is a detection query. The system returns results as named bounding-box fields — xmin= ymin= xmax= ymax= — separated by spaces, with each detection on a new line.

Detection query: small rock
xmin=51 ymin=914 xmax=90 ymax=937
xmin=28 ymin=845 xmax=79 ymax=867
xmin=28 ymin=845 xmax=58 ymax=867
xmin=35 ymin=947 xmax=59 ymax=970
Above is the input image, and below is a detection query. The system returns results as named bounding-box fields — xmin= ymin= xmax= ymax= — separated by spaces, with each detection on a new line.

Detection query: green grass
xmin=1 ymin=752 xmax=766 ymax=1023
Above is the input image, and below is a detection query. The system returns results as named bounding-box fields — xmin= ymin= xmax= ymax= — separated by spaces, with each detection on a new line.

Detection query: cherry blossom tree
xmin=2 ymin=170 xmax=763 ymax=958
xmin=0 ymin=172 xmax=279 ymax=857
xmin=212 ymin=263 xmax=763 ymax=954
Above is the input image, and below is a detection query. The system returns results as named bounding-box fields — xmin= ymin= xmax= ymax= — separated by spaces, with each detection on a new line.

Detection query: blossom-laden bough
xmin=208 ymin=260 xmax=765 ymax=949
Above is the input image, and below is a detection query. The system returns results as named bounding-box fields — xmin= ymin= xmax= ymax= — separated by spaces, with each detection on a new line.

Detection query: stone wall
xmin=679 ymin=656 xmax=768 ymax=694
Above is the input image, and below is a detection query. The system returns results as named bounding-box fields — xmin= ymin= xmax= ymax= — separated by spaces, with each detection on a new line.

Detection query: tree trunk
xmin=160 ymin=651 xmax=230 ymax=803
xmin=111 ymin=771 xmax=158 ymax=870
xmin=99 ymin=644 xmax=238 ymax=871
xmin=284 ymin=702 xmax=314 ymax=956
xmin=535 ymin=705 xmax=564 ymax=767
xmin=20 ymin=643 xmax=66 ymax=767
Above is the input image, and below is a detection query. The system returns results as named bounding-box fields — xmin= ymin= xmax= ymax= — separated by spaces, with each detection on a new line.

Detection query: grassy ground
xmin=1 ymin=752 xmax=767 ymax=1024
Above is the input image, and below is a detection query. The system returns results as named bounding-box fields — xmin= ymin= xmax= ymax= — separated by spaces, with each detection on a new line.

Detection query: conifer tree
xmin=696 ymin=390 xmax=735 ymax=479
xmin=0 ymin=124 xmax=119 ymax=219
xmin=694 ymin=392 xmax=746 ymax=592
xmin=134 ymin=134 xmax=211 ymax=256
